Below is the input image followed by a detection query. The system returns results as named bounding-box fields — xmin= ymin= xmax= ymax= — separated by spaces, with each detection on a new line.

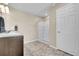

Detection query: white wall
xmin=48 ymin=7 xmax=56 ymax=47
xmin=4 ymin=7 xmax=40 ymax=44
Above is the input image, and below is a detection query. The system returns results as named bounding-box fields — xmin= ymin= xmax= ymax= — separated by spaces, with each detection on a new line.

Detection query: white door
xmin=56 ymin=4 xmax=79 ymax=55
xmin=38 ymin=19 xmax=49 ymax=42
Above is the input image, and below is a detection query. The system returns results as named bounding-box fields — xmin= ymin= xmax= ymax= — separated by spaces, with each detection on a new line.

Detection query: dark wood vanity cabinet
xmin=0 ymin=36 xmax=23 ymax=56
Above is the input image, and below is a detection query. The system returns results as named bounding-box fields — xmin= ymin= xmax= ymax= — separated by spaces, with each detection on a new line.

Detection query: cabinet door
xmin=0 ymin=39 xmax=5 ymax=55
xmin=0 ymin=36 xmax=23 ymax=56
xmin=7 ymin=36 xmax=23 ymax=56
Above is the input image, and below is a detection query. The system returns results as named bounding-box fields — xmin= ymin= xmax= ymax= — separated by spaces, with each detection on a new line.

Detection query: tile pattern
xmin=24 ymin=41 xmax=72 ymax=56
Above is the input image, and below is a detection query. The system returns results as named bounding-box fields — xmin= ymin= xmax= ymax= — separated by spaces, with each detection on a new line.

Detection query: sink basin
xmin=0 ymin=31 xmax=23 ymax=38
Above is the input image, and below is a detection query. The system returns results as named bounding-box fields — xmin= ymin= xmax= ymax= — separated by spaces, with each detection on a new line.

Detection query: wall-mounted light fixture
xmin=0 ymin=3 xmax=9 ymax=15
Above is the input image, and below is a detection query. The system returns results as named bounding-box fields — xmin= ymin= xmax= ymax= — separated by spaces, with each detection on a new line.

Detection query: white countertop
xmin=0 ymin=31 xmax=23 ymax=38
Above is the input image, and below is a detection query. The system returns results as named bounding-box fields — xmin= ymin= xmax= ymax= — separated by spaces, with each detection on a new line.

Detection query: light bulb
xmin=0 ymin=5 xmax=5 ymax=13
xmin=5 ymin=6 xmax=9 ymax=14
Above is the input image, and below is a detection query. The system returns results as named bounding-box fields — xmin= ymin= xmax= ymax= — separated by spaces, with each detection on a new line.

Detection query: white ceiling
xmin=8 ymin=3 xmax=53 ymax=17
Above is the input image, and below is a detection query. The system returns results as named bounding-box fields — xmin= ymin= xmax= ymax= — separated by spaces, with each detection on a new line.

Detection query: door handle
xmin=57 ymin=31 xmax=61 ymax=33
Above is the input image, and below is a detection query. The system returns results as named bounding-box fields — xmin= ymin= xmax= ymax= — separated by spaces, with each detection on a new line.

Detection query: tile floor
xmin=24 ymin=41 xmax=73 ymax=56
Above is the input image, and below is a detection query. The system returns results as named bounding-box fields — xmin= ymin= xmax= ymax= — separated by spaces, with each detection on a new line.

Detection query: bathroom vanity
xmin=0 ymin=32 xmax=23 ymax=56
xmin=0 ymin=16 xmax=23 ymax=56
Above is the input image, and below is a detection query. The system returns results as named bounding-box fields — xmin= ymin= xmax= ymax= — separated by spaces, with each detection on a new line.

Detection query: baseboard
xmin=24 ymin=40 xmax=37 ymax=44
xmin=57 ymin=49 xmax=74 ymax=56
